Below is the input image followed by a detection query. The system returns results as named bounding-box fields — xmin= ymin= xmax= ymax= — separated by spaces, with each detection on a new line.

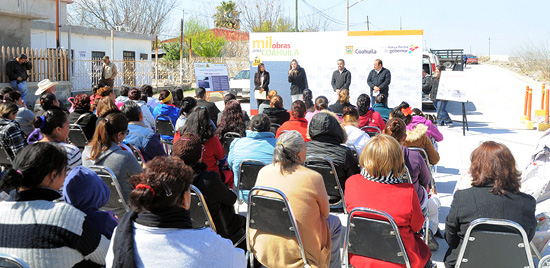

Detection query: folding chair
xmin=88 ymin=165 xmax=131 ymax=213
xmin=304 ymin=156 xmax=347 ymax=214
xmin=125 ymin=143 xmax=143 ymax=166
xmin=408 ymin=147 xmax=437 ymax=193
xmin=68 ymin=124 xmax=89 ymax=149
xmin=343 ymin=207 xmax=412 ymax=268
xmin=155 ymin=115 xmax=176 ymax=155
xmin=539 ymin=254 xmax=550 ymax=268
xmin=189 ymin=185 xmax=216 ymax=232
xmin=345 ymin=144 xmax=360 ymax=163
xmin=246 ymin=186 xmax=310 ymax=268
xmin=235 ymin=160 xmax=266 ymax=211
xmin=0 ymin=253 xmax=31 ymax=268
xmin=360 ymin=125 xmax=381 ymax=137
xmin=455 ymin=218 xmax=536 ymax=268
xmin=223 ymin=132 xmax=241 ymax=155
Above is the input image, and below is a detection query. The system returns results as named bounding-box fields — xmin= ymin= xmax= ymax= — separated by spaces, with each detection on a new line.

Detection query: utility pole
xmin=346 ymin=0 xmax=349 ymax=31
xmin=488 ymin=37 xmax=491 ymax=61
xmin=400 ymin=16 xmax=402 ymax=30
xmin=56 ymin=0 xmax=60 ymax=48
xmin=295 ymin=0 xmax=298 ymax=32
xmin=366 ymin=16 xmax=369 ymax=31
xmin=180 ymin=10 xmax=184 ymax=85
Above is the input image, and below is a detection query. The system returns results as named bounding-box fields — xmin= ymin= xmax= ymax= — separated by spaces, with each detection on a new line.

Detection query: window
xmin=123 ymin=51 xmax=136 ymax=86
xmin=91 ymin=51 xmax=105 ymax=85
xmin=140 ymin=53 xmax=148 ymax=60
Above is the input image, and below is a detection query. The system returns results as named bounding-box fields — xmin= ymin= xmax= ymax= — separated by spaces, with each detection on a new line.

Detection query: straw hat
xmin=35 ymin=79 xmax=59 ymax=95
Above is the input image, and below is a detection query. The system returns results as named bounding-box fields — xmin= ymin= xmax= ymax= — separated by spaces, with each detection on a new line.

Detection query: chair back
xmin=343 ymin=207 xmax=411 ymax=268
xmin=0 ymin=253 xmax=31 ymax=268
xmin=0 ymin=143 xmax=13 ymax=167
xmin=304 ymin=156 xmax=347 ymax=213
xmin=155 ymin=115 xmax=176 ymax=137
xmin=407 ymin=147 xmax=436 ymax=193
xmin=125 ymin=143 xmax=143 ymax=165
xmin=189 ymin=185 xmax=216 ymax=232
xmin=223 ymin=132 xmax=242 ymax=155
xmin=88 ymin=165 xmax=131 ymax=212
xmin=360 ymin=125 xmax=381 ymax=137
xmin=247 ymin=186 xmax=309 ymax=267
xmin=539 ymin=254 xmax=550 ymax=268
xmin=270 ymin=123 xmax=281 ymax=133
xmin=68 ymin=124 xmax=89 ymax=148
xmin=455 ymin=218 xmax=535 ymax=268
xmin=237 ymin=160 xmax=266 ymax=194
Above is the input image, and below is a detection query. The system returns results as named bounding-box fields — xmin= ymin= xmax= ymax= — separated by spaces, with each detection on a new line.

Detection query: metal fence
xmin=0 ymin=46 xmax=68 ymax=83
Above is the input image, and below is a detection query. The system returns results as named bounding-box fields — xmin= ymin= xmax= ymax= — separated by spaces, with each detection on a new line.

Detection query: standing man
xmin=422 ymin=69 xmax=432 ymax=95
xmin=100 ymin=56 xmax=117 ymax=89
xmin=6 ymin=54 xmax=32 ymax=103
xmin=331 ymin=59 xmax=351 ymax=97
xmin=367 ymin=59 xmax=391 ymax=105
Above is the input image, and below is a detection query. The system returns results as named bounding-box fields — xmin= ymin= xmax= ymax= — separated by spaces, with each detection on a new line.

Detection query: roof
xmin=161 ymin=27 xmax=249 ymax=43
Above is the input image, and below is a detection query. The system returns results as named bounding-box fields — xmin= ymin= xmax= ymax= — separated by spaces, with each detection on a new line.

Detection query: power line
xmin=300 ymin=0 xmax=371 ymax=29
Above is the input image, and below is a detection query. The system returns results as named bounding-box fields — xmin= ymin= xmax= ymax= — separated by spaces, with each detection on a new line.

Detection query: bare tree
xmin=237 ymin=0 xmax=288 ymax=32
xmin=514 ymin=38 xmax=550 ymax=81
xmin=68 ymin=0 xmax=177 ymax=35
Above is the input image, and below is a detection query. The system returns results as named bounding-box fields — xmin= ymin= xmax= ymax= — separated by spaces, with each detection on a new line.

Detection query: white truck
xmin=229 ymin=69 xmax=250 ymax=100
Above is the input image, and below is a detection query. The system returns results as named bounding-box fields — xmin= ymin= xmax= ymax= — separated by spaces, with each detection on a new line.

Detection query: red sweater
xmin=345 ymin=174 xmax=431 ymax=268
xmin=275 ymin=117 xmax=311 ymax=142
xmin=358 ymin=110 xmax=386 ymax=132
xmin=174 ymin=133 xmax=225 ymax=177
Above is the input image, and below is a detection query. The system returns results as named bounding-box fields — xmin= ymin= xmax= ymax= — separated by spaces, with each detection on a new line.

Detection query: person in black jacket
xmin=195 ymin=87 xmax=220 ymax=126
xmin=367 ymin=59 xmax=391 ymax=105
xmin=444 ymin=141 xmax=537 ymax=268
xmin=5 ymin=54 xmax=32 ymax=103
xmin=262 ymin=95 xmax=290 ymax=126
xmin=68 ymin=94 xmax=97 ymax=140
xmin=172 ymin=132 xmax=246 ymax=249
xmin=288 ymin=59 xmax=308 ymax=102
xmin=331 ymin=59 xmax=351 ymax=97
xmin=306 ymin=111 xmax=360 ymax=191
xmin=254 ymin=63 xmax=270 ymax=108
xmin=329 ymin=89 xmax=355 ymax=115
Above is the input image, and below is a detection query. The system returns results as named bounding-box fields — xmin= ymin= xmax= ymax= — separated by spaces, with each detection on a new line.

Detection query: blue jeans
xmin=327 ymin=214 xmax=343 ymax=268
xmin=434 ymin=100 xmax=451 ymax=125
xmin=9 ymin=80 xmax=28 ymax=103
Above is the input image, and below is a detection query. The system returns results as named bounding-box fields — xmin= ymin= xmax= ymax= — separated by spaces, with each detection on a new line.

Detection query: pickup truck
xmin=229 ymin=69 xmax=250 ymax=100
xmin=430 ymin=49 xmax=465 ymax=71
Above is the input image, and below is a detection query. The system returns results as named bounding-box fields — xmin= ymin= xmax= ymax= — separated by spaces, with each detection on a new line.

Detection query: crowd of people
xmin=0 ymin=56 xmax=545 ymax=268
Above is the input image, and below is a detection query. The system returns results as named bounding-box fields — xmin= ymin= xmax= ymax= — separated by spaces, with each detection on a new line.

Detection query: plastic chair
xmin=304 ymin=156 xmax=347 ymax=214
xmin=68 ymin=124 xmax=89 ymax=149
xmin=343 ymin=207 xmax=412 ymax=268
xmin=189 ymin=185 xmax=216 ymax=232
xmin=0 ymin=253 xmax=31 ymax=268
xmin=235 ymin=160 xmax=266 ymax=211
xmin=360 ymin=125 xmax=381 ymax=137
xmin=455 ymin=218 xmax=536 ymax=268
xmin=88 ymin=165 xmax=131 ymax=213
xmin=223 ymin=132 xmax=241 ymax=155
xmin=246 ymin=186 xmax=310 ymax=268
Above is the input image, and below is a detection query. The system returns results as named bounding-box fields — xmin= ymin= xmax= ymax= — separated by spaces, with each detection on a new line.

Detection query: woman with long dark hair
xmin=357 ymin=93 xmax=385 ymax=131
xmin=275 ymin=100 xmax=310 ymax=142
xmin=215 ymin=100 xmax=246 ymax=144
xmin=254 ymin=63 xmax=270 ymax=107
xmin=175 ymin=96 xmax=197 ymax=130
xmin=288 ymin=59 xmax=308 ymax=102
xmin=305 ymin=95 xmax=329 ymax=122
xmin=303 ymin=89 xmax=315 ymax=112
xmin=69 ymin=93 xmax=97 ymax=140
xmin=4 ymin=90 xmax=34 ymax=136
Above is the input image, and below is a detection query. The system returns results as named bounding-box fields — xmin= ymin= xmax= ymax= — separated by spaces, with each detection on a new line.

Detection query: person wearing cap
xmin=100 ymin=56 xmax=117 ymax=89
xmin=5 ymin=54 xmax=32 ymax=103
xmin=33 ymin=79 xmax=66 ymax=114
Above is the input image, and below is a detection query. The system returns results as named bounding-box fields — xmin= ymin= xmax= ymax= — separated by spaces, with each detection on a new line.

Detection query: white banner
xmin=193 ymin=62 xmax=230 ymax=92
xmin=249 ymin=30 xmax=423 ymax=110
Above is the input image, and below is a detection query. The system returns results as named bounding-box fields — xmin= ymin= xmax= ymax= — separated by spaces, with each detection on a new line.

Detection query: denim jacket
xmin=123 ymin=122 xmax=166 ymax=162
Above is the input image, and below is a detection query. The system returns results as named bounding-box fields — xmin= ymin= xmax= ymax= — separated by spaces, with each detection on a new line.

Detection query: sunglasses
xmin=121 ymin=129 xmax=129 ymax=135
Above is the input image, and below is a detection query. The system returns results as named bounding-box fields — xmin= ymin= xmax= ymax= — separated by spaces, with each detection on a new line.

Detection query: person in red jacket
xmin=276 ymin=100 xmax=310 ymax=142
xmin=356 ymin=93 xmax=385 ymax=132
xmin=345 ymin=134 xmax=432 ymax=268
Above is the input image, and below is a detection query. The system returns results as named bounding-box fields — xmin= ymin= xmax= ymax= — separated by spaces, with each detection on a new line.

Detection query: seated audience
xmin=175 ymin=96 xmax=197 ymax=130
xmin=121 ymin=101 xmax=166 ymax=162
xmin=263 ymin=94 xmax=290 ymax=126
xmin=171 ymin=87 xmax=184 ymax=107
xmin=329 ymin=89 xmax=355 ymax=115
xmin=276 ymin=100 xmax=310 ymax=142
xmin=215 ymin=100 xmax=246 ymax=145
xmin=408 ymin=107 xmax=443 ymax=142
xmin=105 ymin=156 xmax=245 ymax=267
xmin=251 ymin=130 xmax=342 ymax=268
xmin=0 ymin=86 xmax=15 ymax=101
xmin=69 ymin=93 xmax=97 ymax=140
xmin=63 ymin=166 xmax=118 ymax=239
xmin=444 ymin=141 xmax=537 ymax=268
xmin=0 ymin=101 xmax=26 ymax=159
xmin=140 ymin=84 xmax=159 ymax=110
xmin=195 ymin=87 xmax=221 ymax=125
xmin=176 ymin=107 xmax=224 ymax=178
xmin=4 ymin=91 xmax=34 ymax=135
xmin=342 ymin=106 xmax=370 ymax=156
xmin=95 ymin=97 xmax=120 ymax=124
xmin=83 ymin=112 xmax=143 ymax=217
xmin=96 ymin=86 xmax=124 ymax=109
xmin=35 ymin=93 xmax=60 ymax=116
xmin=303 ymin=89 xmax=315 ymax=113
xmin=305 ymin=95 xmax=330 ymax=122
xmin=372 ymin=94 xmax=392 ymax=120
xmin=152 ymin=89 xmax=180 ymax=127
xmin=115 ymin=85 xmax=131 ymax=104
xmin=128 ymin=88 xmax=155 ymax=129
xmin=0 ymin=142 xmax=109 ymax=267
xmin=32 ymin=109 xmax=82 ymax=172
xmin=345 ymin=134 xmax=433 ymax=268
xmin=228 ymin=114 xmax=276 ymax=202
xmin=307 ymin=111 xmax=360 ymax=191
xmin=173 ymin=133 xmax=246 ymax=248
xmin=217 ymin=93 xmax=250 ymax=126
xmin=258 ymin=89 xmax=277 ymax=114
xmin=390 ymin=104 xmax=440 ymax=165
xmin=357 ymin=93 xmax=385 ymax=131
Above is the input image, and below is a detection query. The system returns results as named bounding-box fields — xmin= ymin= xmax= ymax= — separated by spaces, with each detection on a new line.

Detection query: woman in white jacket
xmin=342 ymin=106 xmax=370 ymax=156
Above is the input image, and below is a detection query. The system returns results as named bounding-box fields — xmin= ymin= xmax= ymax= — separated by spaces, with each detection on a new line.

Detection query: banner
xmin=193 ymin=63 xmax=230 ymax=92
xmin=249 ymin=30 xmax=423 ymax=111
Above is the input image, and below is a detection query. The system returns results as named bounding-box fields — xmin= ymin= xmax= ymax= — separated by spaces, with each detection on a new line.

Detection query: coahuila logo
xmin=252 ymin=36 xmax=299 ymax=56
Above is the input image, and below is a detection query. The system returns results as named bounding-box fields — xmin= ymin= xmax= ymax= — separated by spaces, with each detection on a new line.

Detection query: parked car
xmin=229 ymin=69 xmax=250 ymax=100
xmin=465 ymin=54 xmax=479 ymax=64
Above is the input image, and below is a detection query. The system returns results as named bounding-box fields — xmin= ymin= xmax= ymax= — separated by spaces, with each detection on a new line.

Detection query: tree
xmin=237 ymin=0 xmax=290 ymax=32
xmin=68 ymin=0 xmax=177 ymax=35
xmin=213 ymin=1 xmax=241 ymax=30
xmin=161 ymin=41 xmax=183 ymax=61
xmin=162 ymin=18 xmax=227 ymax=59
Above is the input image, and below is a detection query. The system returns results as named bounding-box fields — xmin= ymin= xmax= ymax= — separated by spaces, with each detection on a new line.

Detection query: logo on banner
xmin=409 ymin=45 xmax=419 ymax=54
xmin=252 ymin=36 xmax=299 ymax=57
xmin=384 ymin=45 xmax=418 ymax=54
xmin=252 ymin=56 xmax=262 ymax=66
xmin=346 ymin=46 xmax=353 ymax=54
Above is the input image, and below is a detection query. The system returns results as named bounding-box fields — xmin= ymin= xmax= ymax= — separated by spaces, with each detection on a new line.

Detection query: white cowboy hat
xmin=35 ymin=79 xmax=59 ymax=95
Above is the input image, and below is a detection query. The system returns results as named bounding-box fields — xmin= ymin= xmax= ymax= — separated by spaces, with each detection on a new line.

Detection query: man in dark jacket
xmin=367 ymin=59 xmax=391 ymax=105
xmin=422 ymin=69 xmax=432 ymax=94
xmin=195 ymin=87 xmax=220 ymax=126
xmin=331 ymin=59 xmax=352 ymax=96
xmin=5 ymin=54 xmax=32 ymax=103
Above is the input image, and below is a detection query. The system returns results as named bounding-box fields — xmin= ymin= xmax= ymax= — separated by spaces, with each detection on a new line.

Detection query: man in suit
xmin=367 ymin=59 xmax=391 ymax=105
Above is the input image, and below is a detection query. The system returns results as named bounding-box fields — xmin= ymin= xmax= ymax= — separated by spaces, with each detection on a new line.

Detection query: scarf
xmin=360 ymin=167 xmax=407 ymax=184
xmin=111 ymin=206 xmax=193 ymax=268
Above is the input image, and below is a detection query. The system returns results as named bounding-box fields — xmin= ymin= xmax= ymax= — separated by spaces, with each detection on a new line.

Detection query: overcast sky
xmin=170 ymin=0 xmax=549 ymax=55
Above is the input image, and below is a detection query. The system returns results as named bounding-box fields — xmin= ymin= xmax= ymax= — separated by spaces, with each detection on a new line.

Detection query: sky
xmin=168 ymin=0 xmax=550 ymax=56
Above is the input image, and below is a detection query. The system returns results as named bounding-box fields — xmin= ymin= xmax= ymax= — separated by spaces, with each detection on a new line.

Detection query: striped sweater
xmin=0 ymin=194 xmax=109 ymax=267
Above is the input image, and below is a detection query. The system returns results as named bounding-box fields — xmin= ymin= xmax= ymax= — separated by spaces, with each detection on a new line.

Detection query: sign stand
xmin=436 ymin=99 xmax=469 ymax=136
xmin=205 ymin=91 xmax=226 ymax=102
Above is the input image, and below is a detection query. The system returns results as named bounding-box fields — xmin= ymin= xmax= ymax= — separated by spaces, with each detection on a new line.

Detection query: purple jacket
xmin=407 ymin=116 xmax=443 ymax=142
xmin=402 ymin=146 xmax=431 ymax=205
